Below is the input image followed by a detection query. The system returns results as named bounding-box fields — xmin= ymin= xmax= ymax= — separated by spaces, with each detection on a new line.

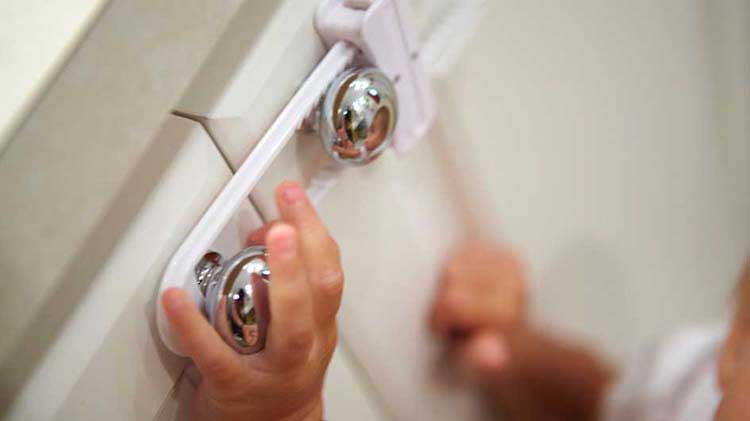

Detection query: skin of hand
xmin=161 ymin=181 xmax=343 ymax=421
xmin=430 ymin=241 xmax=528 ymax=374
xmin=716 ymin=261 xmax=750 ymax=420
xmin=430 ymin=241 xmax=614 ymax=421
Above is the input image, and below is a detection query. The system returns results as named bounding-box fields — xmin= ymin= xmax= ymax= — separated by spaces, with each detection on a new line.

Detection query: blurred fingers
xmin=431 ymin=244 xmax=525 ymax=336
xmin=245 ymin=222 xmax=280 ymax=246
xmin=431 ymin=285 xmax=521 ymax=336
xmin=459 ymin=330 xmax=510 ymax=377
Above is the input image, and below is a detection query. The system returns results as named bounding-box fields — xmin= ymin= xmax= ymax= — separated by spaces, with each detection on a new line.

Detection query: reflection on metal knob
xmin=319 ymin=67 xmax=398 ymax=165
xmin=195 ymin=246 xmax=270 ymax=354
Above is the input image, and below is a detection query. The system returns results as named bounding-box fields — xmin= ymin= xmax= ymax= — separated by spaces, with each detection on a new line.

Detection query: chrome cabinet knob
xmin=319 ymin=68 xmax=398 ymax=165
xmin=195 ymin=246 xmax=270 ymax=354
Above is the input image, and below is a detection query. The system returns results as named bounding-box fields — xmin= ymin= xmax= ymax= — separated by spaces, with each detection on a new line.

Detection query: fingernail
xmin=269 ymin=225 xmax=296 ymax=258
xmin=280 ymin=182 xmax=304 ymax=205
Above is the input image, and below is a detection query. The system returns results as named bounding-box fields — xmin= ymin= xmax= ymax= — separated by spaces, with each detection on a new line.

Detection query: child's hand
xmin=716 ymin=261 xmax=750 ymax=420
xmin=430 ymin=242 xmax=613 ymax=420
xmin=430 ymin=241 xmax=527 ymax=376
xmin=162 ymin=181 xmax=343 ymax=421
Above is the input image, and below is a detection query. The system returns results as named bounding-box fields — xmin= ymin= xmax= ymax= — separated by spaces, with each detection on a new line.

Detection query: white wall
xmin=434 ymin=0 xmax=749 ymax=364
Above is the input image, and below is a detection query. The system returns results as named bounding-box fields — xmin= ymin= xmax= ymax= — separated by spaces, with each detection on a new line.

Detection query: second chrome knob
xmin=319 ymin=67 xmax=398 ymax=165
xmin=196 ymin=246 xmax=271 ymax=354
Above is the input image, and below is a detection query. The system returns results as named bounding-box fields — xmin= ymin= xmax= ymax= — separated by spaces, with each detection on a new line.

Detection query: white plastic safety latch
xmin=316 ymin=0 xmax=436 ymax=153
xmin=157 ymin=0 xmax=435 ymax=356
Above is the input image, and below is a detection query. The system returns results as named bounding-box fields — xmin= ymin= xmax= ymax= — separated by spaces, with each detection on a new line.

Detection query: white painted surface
xmin=3 ymin=116 xmax=230 ymax=419
xmin=0 ymin=1 xmax=242 ymax=418
xmin=0 ymin=0 xmax=109 ymax=152
xmin=0 ymin=0 xmax=241 ymax=370
xmin=436 ymin=0 xmax=750 ymax=365
xmin=324 ymin=343 xmax=388 ymax=421
xmin=176 ymin=0 xmax=327 ymax=171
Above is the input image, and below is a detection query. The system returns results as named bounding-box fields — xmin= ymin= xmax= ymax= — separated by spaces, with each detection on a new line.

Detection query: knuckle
xmin=316 ymin=268 xmax=344 ymax=297
xmin=282 ymin=291 xmax=309 ymax=312
xmin=302 ymin=222 xmax=328 ymax=241
xmin=285 ymin=328 xmax=315 ymax=353
xmin=319 ymin=325 xmax=338 ymax=356
xmin=201 ymin=355 xmax=233 ymax=383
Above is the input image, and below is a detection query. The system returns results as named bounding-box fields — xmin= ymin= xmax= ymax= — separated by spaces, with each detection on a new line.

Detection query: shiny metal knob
xmin=319 ymin=67 xmax=398 ymax=165
xmin=195 ymin=246 xmax=270 ymax=354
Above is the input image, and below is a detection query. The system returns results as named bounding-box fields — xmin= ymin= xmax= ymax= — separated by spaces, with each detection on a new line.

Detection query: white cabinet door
xmin=1 ymin=1 xmax=391 ymax=420
xmin=0 ymin=115 xmax=230 ymax=419
xmin=0 ymin=1 xmax=245 ymax=419
xmin=176 ymin=1 xmax=749 ymax=421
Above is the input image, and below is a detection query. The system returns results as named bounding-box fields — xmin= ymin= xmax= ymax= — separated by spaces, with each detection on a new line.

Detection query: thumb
xmin=162 ymin=288 xmax=241 ymax=384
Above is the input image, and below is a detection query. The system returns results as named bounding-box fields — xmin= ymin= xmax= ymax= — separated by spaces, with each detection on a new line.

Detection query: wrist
xmin=495 ymin=328 xmax=615 ymax=421
xmin=278 ymin=397 xmax=323 ymax=421
xmin=194 ymin=387 xmax=323 ymax=421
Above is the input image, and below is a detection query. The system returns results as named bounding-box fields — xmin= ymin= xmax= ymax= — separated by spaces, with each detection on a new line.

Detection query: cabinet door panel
xmin=1 ymin=117 xmax=233 ymax=419
xmin=174 ymin=0 xmax=325 ymax=172
xmin=1 ymin=0 xmax=241 ymax=400
xmin=226 ymin=3 xmax=750 ymax=421
xmin=1 ymin=1 xmax=244 ymax=418
xmin=167 ymin=1 xmax=749 ymax=420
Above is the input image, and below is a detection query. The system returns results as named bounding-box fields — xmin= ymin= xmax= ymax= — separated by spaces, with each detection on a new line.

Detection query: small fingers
xmin=265 ymin=223 xmax=315 ymax=366
xmin=431 ymin=242 xmax=526 ymax=336
xmin=275 ymin=181 xmax=344 ymax=326
xmin=162 ymin=288 xmax=242 ymax=384
xmin=432 ymin=287 xmax=522 ymax=335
